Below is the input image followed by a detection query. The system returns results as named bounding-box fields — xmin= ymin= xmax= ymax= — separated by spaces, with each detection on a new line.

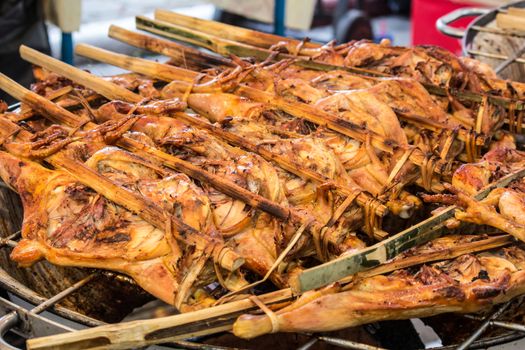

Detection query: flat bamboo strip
xmin=0 ymin=77 xmax=242 ymax=272
xmin=74 ymin=43 xmax=452 ymax=177
xmin=20 ymin=46 xmax=142 ymax=103
xmin=136 ymin=16 xmax=300 ymax=65
xmin=14 ymin=92 xmax=102 ymax=122
xmin=110 ymin=28 xmax=486 ymax=147
xmin=19 ymin=46 xmax=308 ymax=228
xmin=154 ymin=9 xmax=318 ymax=50
xmin=354 ymin=235 xmax=513 ymax=280
xmin=295 ymin=165 xmax=525 ymax=292
xmin=108 ymin=25 xmax=233 ymax=69
xmin=136 ymin=14 xmax=525 ymax=112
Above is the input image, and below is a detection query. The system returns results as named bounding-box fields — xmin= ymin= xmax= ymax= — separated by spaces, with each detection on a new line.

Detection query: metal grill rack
xmin=436 ymin=2 xmax=525 ymax=80
xmin=2 ymin=103 xmax=525 ymax=349
xmin=465 ymin=7 xmax=525 ymax=76
xmin=1 ymin=221 xmax=525 ymax=350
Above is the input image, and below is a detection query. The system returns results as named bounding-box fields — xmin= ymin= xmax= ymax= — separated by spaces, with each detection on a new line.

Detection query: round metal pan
xmin=436 ymin=1 xmax=525 ymax=57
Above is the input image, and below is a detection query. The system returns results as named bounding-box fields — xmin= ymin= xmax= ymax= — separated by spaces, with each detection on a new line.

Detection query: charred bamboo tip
xmin=233 ymin=314 xmax=274 ymax=339
xmin=218 ymin=247 xmax=245 ymax=271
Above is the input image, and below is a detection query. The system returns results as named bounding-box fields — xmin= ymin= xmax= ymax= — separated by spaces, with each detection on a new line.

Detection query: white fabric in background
xmin=44 ymin=0 xmax=82 ymax=32
xmin=210 ymin=0 xmax=315 ymax=30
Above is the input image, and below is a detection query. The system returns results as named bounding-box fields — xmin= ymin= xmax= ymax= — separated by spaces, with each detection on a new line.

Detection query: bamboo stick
xmin=108 ymin=25 xmax=233 ymax=69
xmin=136 ymin=15 xmax=289 ymax=64
xmin=136 ymin=14 xmax=525 ymax=113
xmin=154 ymin=9 xmax=317 ymax=50
xmin=75 ymin=43 xmax=197 ymax=83
xmin=20 ymin=45 xmax=142 ymax=103
xmin=26 ymin=288 xmax=293 ymax=350
xmin=355 ymin=235 xmax=513 ymax=280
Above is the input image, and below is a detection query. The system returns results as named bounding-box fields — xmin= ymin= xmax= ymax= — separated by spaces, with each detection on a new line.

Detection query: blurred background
xmin=0 ymin=0 xmax=508 ymax=102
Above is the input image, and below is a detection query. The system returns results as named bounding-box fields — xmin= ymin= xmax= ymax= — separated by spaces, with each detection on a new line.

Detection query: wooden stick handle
xmin=0 ymin=72 xmax=87 ymax=127
xmin=20 ymin=45 xmax=142 ymax=103
xmin=108 ymin=25 xmax=233 ymax=69
xmin=76 ymin=43 xmax=197 ymax=82
xmin=153 ymin=9 xmax=309 ymax=50
xmin=26 ymin=288 xmax=292 ymax=350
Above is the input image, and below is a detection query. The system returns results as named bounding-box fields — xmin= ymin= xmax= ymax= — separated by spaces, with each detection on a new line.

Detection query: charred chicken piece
xmin=233 ymin=235 xmax=525 ymax=338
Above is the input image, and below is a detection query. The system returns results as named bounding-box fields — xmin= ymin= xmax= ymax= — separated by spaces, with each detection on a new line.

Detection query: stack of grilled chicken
xmin=1 ymin=17 xmax=525 ymax=340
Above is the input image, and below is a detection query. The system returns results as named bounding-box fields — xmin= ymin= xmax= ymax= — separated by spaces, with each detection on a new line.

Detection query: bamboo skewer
xmin=20 ymin=46 xmax=142 ymax=103
xmin=138 ymin=13 xmax=525 ymax=114
xmin=353 ymin=234 xmax=513 ymax=280
xmin=26 ymin=288 xmax=294 ymax=350
xmin=25 ymin=233 xmax=513 ymax=350
xmin=74 ymin=43 xmax=453 ymax=179
xmin=75 ymin=43 xmax=198 ymax=83
xmin=154 ymin=9 xmax=317 ymax=51
xmin=108 ymin=24 xmax=233 ymax=69
xmin=0 ymin=75 xmax=242 ymax=272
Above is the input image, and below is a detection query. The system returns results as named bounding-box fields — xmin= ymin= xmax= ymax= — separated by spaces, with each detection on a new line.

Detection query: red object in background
xmin=411 ymin=0 xmax=489 ymax=55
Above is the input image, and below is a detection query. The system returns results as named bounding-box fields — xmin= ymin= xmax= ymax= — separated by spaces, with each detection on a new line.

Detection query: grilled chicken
xmin=181 ymin=92 xmax=420 ymax=219
xmin=271 ymin=39 xmax=525 ymax=97
xmin=233 ymin=235 xmax=525 ymax=338
xmin=7 ymin=34 xmax=525 ymax=341
xmin=0 ymin=150 xmax=219 ymax=311
xmin=93 ymin=98 xmax=368 ymax=250
xmin=423 ymin=138 xmax=525 ymax=243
